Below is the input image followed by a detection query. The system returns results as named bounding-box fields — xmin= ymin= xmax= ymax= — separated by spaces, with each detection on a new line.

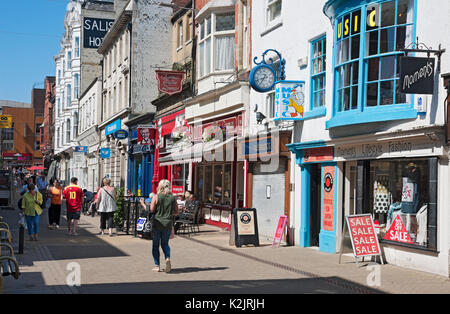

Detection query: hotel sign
xmin=83 ymin=17 xmax=114 ymax=49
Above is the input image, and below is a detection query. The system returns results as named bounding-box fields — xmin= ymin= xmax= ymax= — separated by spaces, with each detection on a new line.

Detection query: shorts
xmin=67 ymin=211 xmax=81 ymax=221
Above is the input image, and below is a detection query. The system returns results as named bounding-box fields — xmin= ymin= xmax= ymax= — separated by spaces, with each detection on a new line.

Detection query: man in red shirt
xmin=63 ymin=177 xmax=84 ymax=235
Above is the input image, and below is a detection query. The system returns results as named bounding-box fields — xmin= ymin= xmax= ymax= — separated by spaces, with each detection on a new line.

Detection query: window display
xmin=196 ymin=163 xmax=233 ymax=206
xmin=368 ymin=159 xmax=432 ymax=248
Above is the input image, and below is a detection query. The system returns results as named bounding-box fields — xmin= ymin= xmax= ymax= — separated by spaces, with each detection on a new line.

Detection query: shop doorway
xmin=310 ymin=164 xmax=321 ymax=247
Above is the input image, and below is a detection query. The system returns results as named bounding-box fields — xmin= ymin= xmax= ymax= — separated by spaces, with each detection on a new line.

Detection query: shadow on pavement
xmin=168 ymin=267 xmax=229 ymax=274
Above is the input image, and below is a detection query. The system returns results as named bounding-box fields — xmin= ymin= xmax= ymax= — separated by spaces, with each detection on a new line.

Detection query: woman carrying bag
xmin=149 ymin=180 xmax=179 ymax=273
xmin=21 ymin=183 xmax=43 ymax=241
xmin=95 ymin=178 xmax=117 ymax=237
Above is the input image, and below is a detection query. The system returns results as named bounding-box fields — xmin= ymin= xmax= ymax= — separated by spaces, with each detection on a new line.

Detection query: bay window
xmin=198 ymin=12 xmax=235 ymax=78
xmin=328 ymin=0 xmax=416 ymax=129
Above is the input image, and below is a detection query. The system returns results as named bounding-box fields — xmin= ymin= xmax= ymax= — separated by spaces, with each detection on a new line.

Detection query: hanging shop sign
xmin=275 ymin=81 xmax=306 ymax=120
xmin=83 ymin=17 xmax=114 ymax=49
xmin=113 ymin=129 xmax=129 ymax=140
xmin=233 ymin=208 xmax=259 ymax=247
xmin=155 ymin=70 xmax=185 ymax=95
xmin=75 ymin=146 xmax=88 ymax=154
xmin=340 ymin=214 xmax=384 ymax=266
xmin=137 ymin=127 xmax=155 ymax=146
xmin=400 ymin=56 xmax=435 ymax=94
xmin=322 ymin=166 xmax=335 ymax=232
xmin=100 ymin=148 xmax=111 ymax=159
xmin=105 ymin=119 xmax=122 ymax=136
xmin=0 ymin=115 xmax=12 ymax=128
xmin=272 ymin=215 xmax=288 ymax=248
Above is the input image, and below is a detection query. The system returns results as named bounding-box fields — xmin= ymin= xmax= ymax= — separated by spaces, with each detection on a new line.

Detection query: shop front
xmin=238 ymin=131 xmax=293 ymax=242
xmin=289 ymin=128 xmax=447 ymax=274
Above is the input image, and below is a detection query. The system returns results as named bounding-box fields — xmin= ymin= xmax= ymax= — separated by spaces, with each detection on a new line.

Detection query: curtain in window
xmin=215 ymin=35 xmax=234 ymax=71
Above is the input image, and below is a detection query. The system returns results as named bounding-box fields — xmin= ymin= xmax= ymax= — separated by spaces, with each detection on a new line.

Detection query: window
xmin=35 ymin=140 xmax=40 ymax=151
xmin=68 ymin=51 xmax=72 ymax=69
xmin=311 ymin=36 xmax=326 ymax=108
xmin=186 ymin=13 xmax=192 ymax=43
xmin=198 ymin=12 xmax=235 ymax=77
xmin=178 ymin=20 xmax=183 ymax=48
xmin=266 ymin=0 xmax=282 ymax=25
xmin=67 ymin=84 xmax=71 ymax=106
xmin=73 ymin=112 xmax=78 ymax=138
xmin=56 ymin=128 xmax=60 ymax=148
xmin=75 ymin=37 xmax=80 ymax=58
xmin=74 ymin=74 xmax=79 ymax=99
xmin=66 ymin=119 xmax=71 ymax=143
xmin=329 ymin=0 xmax=416 ymax=128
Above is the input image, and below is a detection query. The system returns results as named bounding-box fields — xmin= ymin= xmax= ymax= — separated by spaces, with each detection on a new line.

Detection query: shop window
xmin=310 ymin=36 xmax=326 ymax=109
xmin=358 ymin=158 xmax=437 ymax=250
xmin=172 ymin=164 xmax=189 ymax=195
xmin=328 ymin=0 xmax=416 ymax=128
xmin=196 ymin=163 xmax=233 ymax=206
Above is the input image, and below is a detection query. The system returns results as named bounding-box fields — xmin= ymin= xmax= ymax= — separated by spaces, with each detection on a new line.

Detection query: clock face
xmin=250 ymin=65 xmax=276 ymax=92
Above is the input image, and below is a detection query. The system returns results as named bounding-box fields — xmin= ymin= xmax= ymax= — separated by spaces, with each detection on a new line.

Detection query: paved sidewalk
xmin=1 ymin=199 xmax=450 ymax=294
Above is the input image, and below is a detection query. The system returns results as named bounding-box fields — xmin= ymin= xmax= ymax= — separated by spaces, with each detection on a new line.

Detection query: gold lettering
xmin=338 ymin=22 xmax=342 ymax=39
xmin=344 ymin=18 xmax=350 ymax=36
xmin=354 ymin=15 xmax=359 ymax=33
xmin=368 ymin=9 xmax=377 ymax=27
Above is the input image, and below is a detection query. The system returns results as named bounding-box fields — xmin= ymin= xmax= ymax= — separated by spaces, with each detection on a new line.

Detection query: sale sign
xmin=272 ymin=215 xmax=288 ymax=247
xmin=347 ymin=214 xmax=381 ymax=257
xmin=384 ymin=215 xmax=413 ymax=244
xmin=322 ymin=166 xmax=335 ymax=231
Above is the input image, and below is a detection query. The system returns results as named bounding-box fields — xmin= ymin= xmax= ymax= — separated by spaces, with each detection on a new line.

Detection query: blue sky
xmin=0 ymin=0 xmax=68 ymax=103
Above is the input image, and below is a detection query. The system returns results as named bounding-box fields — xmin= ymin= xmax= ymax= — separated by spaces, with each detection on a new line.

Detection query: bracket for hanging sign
xmin=401 ymin=37 xmax=446 ymax=71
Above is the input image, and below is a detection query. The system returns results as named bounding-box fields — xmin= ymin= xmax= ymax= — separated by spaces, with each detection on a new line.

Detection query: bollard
xmin=18 ymin=213 xmax=25 ymax=254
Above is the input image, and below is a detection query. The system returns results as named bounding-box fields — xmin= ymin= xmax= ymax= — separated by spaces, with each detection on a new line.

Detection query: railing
xmin=121 ymin=196 xmax=148 ymax=237
xmin=0 ymin=217 xmax=21 ymax=293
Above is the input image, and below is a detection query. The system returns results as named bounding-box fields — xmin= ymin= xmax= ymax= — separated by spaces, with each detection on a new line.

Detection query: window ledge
xmin=326 ymin=106 xmax=417 ymax=129
xmin=261 ymin=19 xmax=283 ymax=37
xmin=274 ymin=106 xmax=326 ymax=121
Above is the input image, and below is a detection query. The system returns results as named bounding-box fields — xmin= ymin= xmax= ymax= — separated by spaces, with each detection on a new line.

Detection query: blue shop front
xmin=126 ymin=125 xmax=155 ymax=197
xmin=288 ymin=142 xmax=338 ymax=253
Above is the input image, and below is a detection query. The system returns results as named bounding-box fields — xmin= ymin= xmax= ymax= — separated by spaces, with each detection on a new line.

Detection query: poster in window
xmin=322 ymin=166 xmax=335 ymax=232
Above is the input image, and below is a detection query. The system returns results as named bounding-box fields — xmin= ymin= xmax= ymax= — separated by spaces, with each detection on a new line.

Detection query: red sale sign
xmin=347 ymin=214 xmax=381 ymax=257
xmin=272 ymin=215 xmax=288 ymax=248
xmin=384 ymin=215 xmax=413 ymax=244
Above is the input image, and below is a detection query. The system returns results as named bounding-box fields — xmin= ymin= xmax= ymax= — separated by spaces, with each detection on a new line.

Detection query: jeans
xmin=25 ymin=215 xmax=39 ymax=235
xmin=152 ymin=229 xmax=171 ymax=266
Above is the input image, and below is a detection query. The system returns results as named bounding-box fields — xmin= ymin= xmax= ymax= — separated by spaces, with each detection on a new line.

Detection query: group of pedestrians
xmin=15 ymin=170 xmax=182 ymax=273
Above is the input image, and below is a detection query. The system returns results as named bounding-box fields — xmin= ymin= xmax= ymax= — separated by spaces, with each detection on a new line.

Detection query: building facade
xmin=263 ymin=0 xmax=450 ymax=276
xmin=54 ymin=0 xmax=115 ymax=185
xmin=41 ymin=76 xmax=56 ymax=171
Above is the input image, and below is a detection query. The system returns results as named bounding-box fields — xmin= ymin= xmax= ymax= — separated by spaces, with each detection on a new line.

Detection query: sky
xmin=0 ymin=0 xmax=68 ymax=104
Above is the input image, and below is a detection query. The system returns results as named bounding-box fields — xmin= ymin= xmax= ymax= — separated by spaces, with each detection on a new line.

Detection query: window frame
xmin=266 ymin=0 xmax=282 ymax=26
xmin=310 ymin=35 xmax=327 ymax=110
xmin=327 ymin=0 xmax=418 ymax=129
xmin=198 ymin=11 xmax=236 ymax=79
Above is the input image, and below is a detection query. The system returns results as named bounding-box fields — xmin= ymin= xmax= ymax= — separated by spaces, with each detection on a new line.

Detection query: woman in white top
xmin=95 ymin=178 xmax=117 ymax=236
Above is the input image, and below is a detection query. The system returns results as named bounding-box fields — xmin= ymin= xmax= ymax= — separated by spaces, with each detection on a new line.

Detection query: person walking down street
xmin=95 ymin=178 xmax=117 ymax=237
xmin=21 ymin=183 xmax=43 ymax=241
xmin=63 ymin=177 xmax=84 ymax=236
xmin=36 ymin=172 xmax=49 ymax=207
xmin=48 ymin=179 xmax=63 ymax=230
xmin=150 ymin=179 xmax=179 ymax=273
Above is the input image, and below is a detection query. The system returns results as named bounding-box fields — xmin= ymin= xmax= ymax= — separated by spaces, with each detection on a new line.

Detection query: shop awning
xmin=158 ymin=137 xmax=236 ymax=166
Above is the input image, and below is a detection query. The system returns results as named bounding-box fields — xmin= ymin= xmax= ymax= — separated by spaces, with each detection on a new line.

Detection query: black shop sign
xmin=83 ymin=17 xmax=114 ymax=48
xmin=400 ymin=56 xmax=435 ymax=94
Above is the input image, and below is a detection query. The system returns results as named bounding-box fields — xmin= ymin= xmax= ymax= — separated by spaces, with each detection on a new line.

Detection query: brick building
xmin=41 ymin=76 xmax=56 ymax=169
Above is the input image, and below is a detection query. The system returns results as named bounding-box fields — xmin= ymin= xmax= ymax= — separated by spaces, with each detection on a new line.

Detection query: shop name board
xmin=83 ymin=17 xmax=114 ymax=48
xmin=105 ymin=119 xmax=121 ymax=136
xmin=0 ymin=115 xmax=12 ymax=128
xmin=400 ymin=57 xmax=435 ymax=94
xmin=334 ymin=139 xmax=438 ymax=161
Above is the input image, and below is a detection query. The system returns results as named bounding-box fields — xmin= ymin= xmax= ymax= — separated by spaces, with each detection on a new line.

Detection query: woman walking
xmin=95 ymin=178 xmax=117 ymax=236
xmin=21 ymin=183 xmax=43 ymax=241
xmin=149 ymin=179 xmax=179 ymax=273
xmin=48 ymin=179 xmax=63 ymax=229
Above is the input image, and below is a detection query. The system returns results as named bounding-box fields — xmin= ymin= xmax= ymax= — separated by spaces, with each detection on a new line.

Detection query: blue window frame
xmin=327 ymin=0 xmax=417 ymax=129
xmin=310 ymin=36 xmax=327 ymax=109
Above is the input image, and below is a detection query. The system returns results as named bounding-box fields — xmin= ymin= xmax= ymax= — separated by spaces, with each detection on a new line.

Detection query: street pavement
xmin=1 ymin=194 xmax=450 ymax=295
